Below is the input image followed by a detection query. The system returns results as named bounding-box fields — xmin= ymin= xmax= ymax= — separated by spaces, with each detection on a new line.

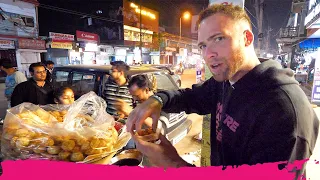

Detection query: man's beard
xmin=227 ymin=48 xmax=245 ymax=80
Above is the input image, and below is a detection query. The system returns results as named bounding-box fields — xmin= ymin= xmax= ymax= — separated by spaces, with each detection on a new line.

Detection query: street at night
xmin=1 ymin=0 xmax=320 ymax=179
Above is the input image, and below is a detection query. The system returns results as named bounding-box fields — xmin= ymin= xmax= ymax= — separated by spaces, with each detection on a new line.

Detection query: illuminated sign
xmin=130 ymin=3 xmax=156 ymax=19
xmin=51 ymin=41 xmax=73 ymax=49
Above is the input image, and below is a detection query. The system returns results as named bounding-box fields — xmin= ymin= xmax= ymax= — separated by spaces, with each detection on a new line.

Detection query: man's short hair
xmin=45 ymin=61 xmax=54 ymax=65
xmin=0 ymin=58 xmax=14 ymax=69
xmin=29 ymin=62 xmax=45 ymax=73
xmin=197 ymin=4 xmax=252 ymax=30
xmin=111 ymin=61 xmax=130 ymax=74
xmin=128 ymin=74 xmax=153 ymax=91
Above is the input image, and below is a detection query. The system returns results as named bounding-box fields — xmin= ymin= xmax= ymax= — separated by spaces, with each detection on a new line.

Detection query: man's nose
xmin=203 ymin=46 xmax=218 ymax=61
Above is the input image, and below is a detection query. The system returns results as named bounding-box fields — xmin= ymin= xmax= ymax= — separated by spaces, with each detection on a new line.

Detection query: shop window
xmin=72 ymin=72 xmax=96 ymax=97
xmin=54 ymin=71 xmax=69 ymax=88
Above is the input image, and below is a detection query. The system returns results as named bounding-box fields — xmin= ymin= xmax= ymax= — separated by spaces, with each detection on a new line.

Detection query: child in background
xmin=53 ymin=86 xmax=75 ymax=105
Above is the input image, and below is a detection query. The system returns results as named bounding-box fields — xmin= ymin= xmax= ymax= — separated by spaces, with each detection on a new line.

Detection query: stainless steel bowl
xmin=110 ymin=149 xmax=143 ymax=166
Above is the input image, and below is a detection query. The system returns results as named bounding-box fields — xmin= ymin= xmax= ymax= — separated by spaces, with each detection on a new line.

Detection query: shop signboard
xmin=76 ymin=30 xmax=99 ymax=43
xmin=51 ymin=41 xmax=73 ymax=50
xmin=18 ymin=38 xmax=46 ymax=50
xmin=0 ymin=40 xmax=15 ymax=49
xmin=49 ymin=32 xmax=74 ymax=41
xmin=311 ymin=49 xmax=320 ymax=104
xmin=122 ymin=0 xmax=159 ymax=33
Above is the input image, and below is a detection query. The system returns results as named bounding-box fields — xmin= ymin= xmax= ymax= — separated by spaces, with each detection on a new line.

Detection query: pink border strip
xmin=0 ymin=159 xmax=313 ymax=180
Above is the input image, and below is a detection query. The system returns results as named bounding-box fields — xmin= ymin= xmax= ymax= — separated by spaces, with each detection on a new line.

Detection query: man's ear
xmin=244 ymin=30 xmax=254 ymax=47
xmin=30 ymin=72 xmax=34 ymax=76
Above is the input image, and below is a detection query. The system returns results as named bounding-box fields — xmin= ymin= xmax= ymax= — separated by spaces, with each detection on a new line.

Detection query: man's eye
xmin=199 ymin=45 xmax=206 ymax=50
xmin=215 ymin=37 xmax=224 ymax=42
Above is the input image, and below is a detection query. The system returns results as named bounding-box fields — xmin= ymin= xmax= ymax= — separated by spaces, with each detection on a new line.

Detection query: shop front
xmin=75 ymin=30 xmax=100 ymax=65
xmin=16 ymin=38 xmax=46 ymax=77
xmin=160 ymin=46 xmax=176 ymax=65
xmin=150 ymin=51 xmax=160 ymax=65
xmin=96 ymin=45 xmax=115 ymax=65
xmin=0 ymin=39 xmax=17 ymax=79
xmin=47 ymin=32 xmax=74 ymax=66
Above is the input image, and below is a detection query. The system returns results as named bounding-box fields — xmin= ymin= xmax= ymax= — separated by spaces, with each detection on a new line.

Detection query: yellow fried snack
xmin=80 ymin=141 xmax=90 ymax=152
xmin=89 ymin=138 xmax=100 ymax=149
xmin=15 ymin=128 xmax=29 ymax=137
xmin=70 ymin=152 xmax=84 ymax=162
xmin=72 ymin=146 xmax=81 ymax=153
xmin=61 ymin=140 xmax=76 ymax=151
xmin=60 ymin=110 xmax=67 ymax=116
xmin=47 ymin=146 xmax=62 ymax=155
xmin=58 ymin=151 xmax=71 ymax=160
xmin=34 ymin=109 xmax=51 ymax=123
xmin=15 ymin=137 xmax=30 ymax=148
xmin=10 ymin=136 xmax=19 ymax=147
xmin=33 ymin=146 xmax=46 ymax=154
xmin=76 ymin=138 xmax=88 ymax=146
xmin=3 ymin=128 xmax=17 ymax=140
xmin=84 ymin=148 xmax=102 ymax=156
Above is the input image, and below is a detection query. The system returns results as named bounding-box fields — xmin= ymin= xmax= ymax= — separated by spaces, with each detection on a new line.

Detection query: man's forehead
xmin=34 ymin=66 xmax=44 ymax=70
xmin=129 ymin=84 xmax=140 ymax=92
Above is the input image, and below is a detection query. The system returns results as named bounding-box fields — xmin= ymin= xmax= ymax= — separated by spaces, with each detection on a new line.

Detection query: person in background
xmin=0 ymin=58 xmax=27 ymax=108
xmin=53 ymin=86 xmax=75 ymax=105
xmin=102 ymin=61 xmax=133 ymax=120
xmin=126 ymin=4 xmax=319 ymax=178
xmin=45 ymin=61 xmax=55 ymax=82
xmin=114 ymin=74 xmax=156 ymax=127
xmin=11 ymin=62 xmax=54 ymax=107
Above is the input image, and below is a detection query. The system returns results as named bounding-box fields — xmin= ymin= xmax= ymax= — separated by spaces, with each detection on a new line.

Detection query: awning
xmin=299 ymin=38 xmax=320 ymax=49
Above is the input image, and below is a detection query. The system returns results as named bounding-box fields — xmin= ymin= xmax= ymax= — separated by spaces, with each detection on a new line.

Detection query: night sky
xmin=38 ymin=0 xmax=293 ymax=51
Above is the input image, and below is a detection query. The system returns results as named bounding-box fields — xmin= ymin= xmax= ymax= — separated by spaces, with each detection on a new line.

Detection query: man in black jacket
xmin=126 ymin=4 xmax=319 ymax=175
xmin=11 ymin=62 xmax=54 ymax=107
xmin=45 ymin=60 xmax=54 ymax=82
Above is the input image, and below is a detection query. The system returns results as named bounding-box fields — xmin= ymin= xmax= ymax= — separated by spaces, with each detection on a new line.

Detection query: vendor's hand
xmin=126 ymin=97 xmax=162 ymax=133
xmin=114 ymin=99 xmax=133 ymax=117
xmin=132 ymin=133 xmax=189 ymax=168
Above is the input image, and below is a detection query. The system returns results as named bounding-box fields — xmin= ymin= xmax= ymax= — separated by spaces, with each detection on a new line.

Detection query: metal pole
xmin=140 ymin=0 xmax=142 ymax=64
xmin=179 ymin=17 xmax=182 ymax=46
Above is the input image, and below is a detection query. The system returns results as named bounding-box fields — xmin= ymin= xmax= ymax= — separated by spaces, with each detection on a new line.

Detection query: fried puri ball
xmin=34 ymin=109 xmax=51 ymax=123
xmin=60 ymin=110 xmax=67 ymax=116
xmin=58 ymin=151 xmax=71 ymax=160
xmin=10 ymin=136 xmax=19 ymax=147
xmin=33 ymin=146 xmax=46 ymax=154
xmin=47 ymin=146 xmax=62 ymax=155
xmin=76 ymin=138 xmax=88 ymax=146
xmin=80 ymin=141 xmax=90 ymax=152
xmin=15 ymin=137 xmax=30 ymax=148
xmin=33 ymin=136 xmax=54 ymax=146
xmin=84 ymin=148 xmax=102 ymax=155
xmin=70 ymin=152 xmax=84 ymax=162
xmin=61 ymin=140 xmax=76 ymax=151
xmin=72 ymin=146 xmax=81 ymax=153
xmin=15 ymin=128 xmax=29 ymax=137
xmin=3 ymin=129 xmax=17 ymax=140
xmin=89 ymin=138 xmax=101 ymax=149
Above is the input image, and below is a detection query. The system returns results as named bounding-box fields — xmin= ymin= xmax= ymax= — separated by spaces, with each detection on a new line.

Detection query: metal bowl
xmin=110 ymin=149 xmax=143 ymax=166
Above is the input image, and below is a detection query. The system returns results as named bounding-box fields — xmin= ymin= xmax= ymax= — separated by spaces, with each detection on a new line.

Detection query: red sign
xmin=18 ymin=38 xmax=46 ymax=50
xmin=76 ymin=30 xmax=99 ymax=43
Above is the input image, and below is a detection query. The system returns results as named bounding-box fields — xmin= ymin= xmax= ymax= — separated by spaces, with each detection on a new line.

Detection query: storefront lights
xmin=130 ymin=2 xmax=156 ymax=20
